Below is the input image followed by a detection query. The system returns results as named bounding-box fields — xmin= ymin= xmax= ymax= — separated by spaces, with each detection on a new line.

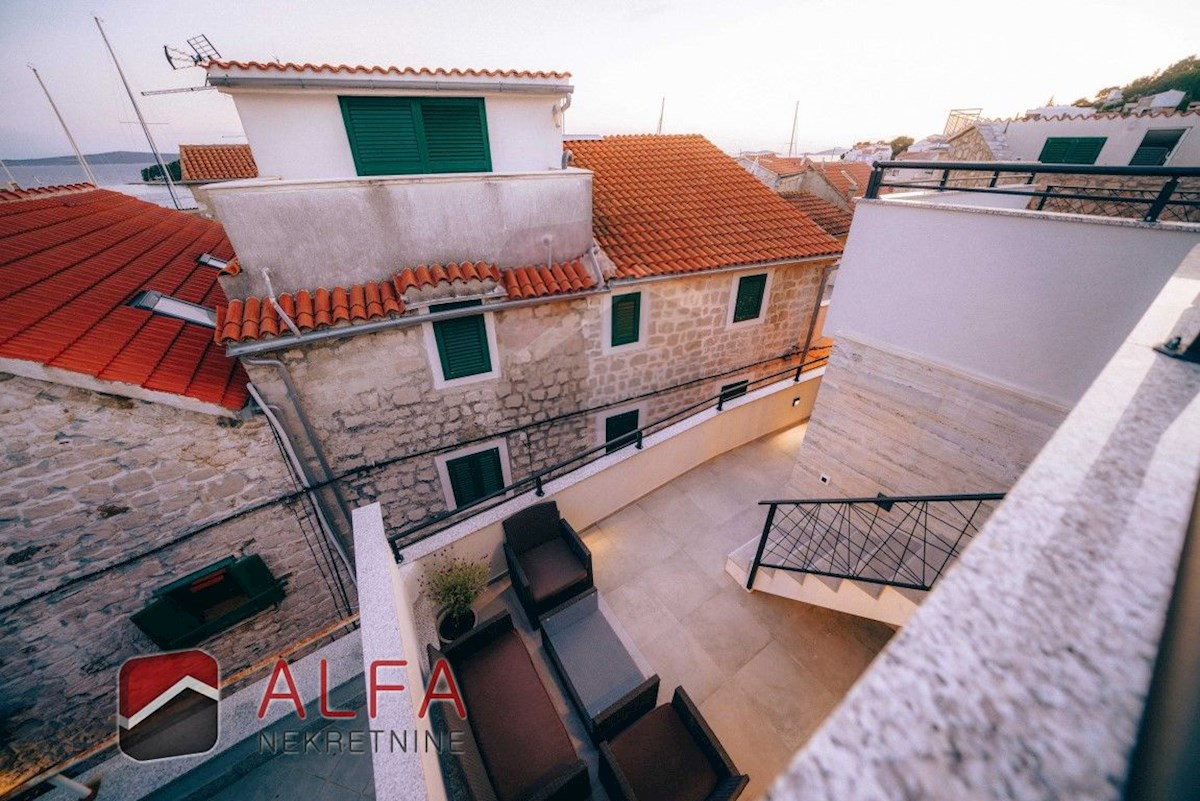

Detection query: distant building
xmin=736 ymin=154 xmax=871 ymax=211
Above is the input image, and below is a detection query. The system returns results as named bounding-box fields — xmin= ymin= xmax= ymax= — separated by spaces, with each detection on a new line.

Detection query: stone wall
xmin=788 ymin=336 xmax=1067 ymax=499
xmin=0 ymin=374 xmax=355 ymax=781
xmin=246 ymin=260 xmax=830 ymax=540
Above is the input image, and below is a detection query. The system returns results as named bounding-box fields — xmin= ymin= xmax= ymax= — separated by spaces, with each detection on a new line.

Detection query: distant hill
xmin=4 ymin=151 xmax=179 ymax=166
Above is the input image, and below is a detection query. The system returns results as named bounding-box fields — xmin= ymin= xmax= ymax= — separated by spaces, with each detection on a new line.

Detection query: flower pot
xmin=437 ymin=608 xmax=477 ymax=645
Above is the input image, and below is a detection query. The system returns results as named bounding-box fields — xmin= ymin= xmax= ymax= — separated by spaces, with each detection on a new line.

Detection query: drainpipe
xmin=245 ymin=358 xmax=355 ymax=536
xmin=248 ymin=383 xmax=355 ymax=585
xmin=262 ymin=268 xmax=302 ymax=337
xmin=797 ymin=262 xmax=837 ymax=380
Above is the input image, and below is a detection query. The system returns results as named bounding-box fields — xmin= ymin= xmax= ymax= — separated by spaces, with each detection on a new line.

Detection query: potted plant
xmin=423 ymin=556 xmax=489 ymax=644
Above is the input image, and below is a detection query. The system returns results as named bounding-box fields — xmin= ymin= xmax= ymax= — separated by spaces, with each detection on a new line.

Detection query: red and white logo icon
xmin=118 ymin=650 xmax=220 ymax=761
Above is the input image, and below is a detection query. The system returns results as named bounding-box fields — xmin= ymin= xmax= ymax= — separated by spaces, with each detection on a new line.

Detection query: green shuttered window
xmin=446 ymin=448 xmax=505 ymax=508
xmin=339 ymin=96 xmax=491 ymax=176
xmin=1037 ymin=137 xmax=1107 ymax=165
xmin=611 ymin=293 xmax=641 ymax=346
xmin=433 ymin=305 xmax=492 ymax=381
xmin=604 ymin=409 xmax=640 ymax=453
xmin=733 ymin=274 xmax=768 ymax=322
xmin=1129 ymin=129 xmax=1185 ymax=166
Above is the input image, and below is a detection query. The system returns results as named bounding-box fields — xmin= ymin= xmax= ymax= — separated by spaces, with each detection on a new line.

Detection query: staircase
xmin=725 ymin=494 xmax=1005 ymax=626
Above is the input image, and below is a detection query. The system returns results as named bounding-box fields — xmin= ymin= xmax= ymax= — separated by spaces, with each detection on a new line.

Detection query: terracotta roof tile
xmin=778 ymin=192 xmax=853 ymax=238
xmin=215 ymin=258 xmax=594 ymax=344
xmin=752 ymin=155 xmax=808 ymax=177
xmin=0 ymin=182 xmax=95 ymax=202
xmin=811 ymin=161 xmax=874 ymax=200
xmin=0 ymin=185 xmax=249 ymax=410
xmin=207 ymin=60 xmax=570 ymax=80
xmin=566 ymin=135 xmax=841 ymax=279
xmin=179 ymin=144 xmax=259 ymax=182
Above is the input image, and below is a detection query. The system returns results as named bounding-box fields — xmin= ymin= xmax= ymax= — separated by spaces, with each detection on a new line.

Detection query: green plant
xmin=423 ymin=556 xmax=488 ymax=619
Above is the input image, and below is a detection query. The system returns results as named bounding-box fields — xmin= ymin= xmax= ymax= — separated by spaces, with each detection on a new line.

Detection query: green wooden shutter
xmin=433 ymin=314 xmax=492 ymax=380
xmin=720 ymin=380 xmax=749 ymax=403
xmin=1038 ymin=137 xmax=1106 ymax=165
xmin=420 ymin=98 xmax=492 ymax=173
xmin=339 ymin=97 xmax=425 ymax=175
xmin=611 ymin=293 xmax=641 ymax=346
xmin=131 ymin=599 xmax=202 ymax=650
xmin=733 ymin=274 xmax=768 ymax=322
xmin=1130 ymin=129 xmax=1185 ymax=166
xmin=228 ymin=555 xmax=286 ymax=605
xmin=604 ymin=410 xmax=640 ymax=453
xmin=446 ymin=448 xmax=505 ymax=507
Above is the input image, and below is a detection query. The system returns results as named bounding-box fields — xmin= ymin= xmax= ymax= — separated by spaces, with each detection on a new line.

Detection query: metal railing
xmin=745 ymin=493 xmax=1006 ymax=592
xmin=1123 ymin=477 xmax=1200 ymax=801
xmin=864 ymin=160 xmax=1200 ymax=223
xmin=385 ymin=348 xmax=831 ymax=559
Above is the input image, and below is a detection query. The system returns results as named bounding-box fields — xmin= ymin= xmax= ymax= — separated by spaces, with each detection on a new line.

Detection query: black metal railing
xmin=1123 ymin=477 xmax=1200 ymax=801
xmin=745 ymin=493 xmax=1006 ymax=592
xmin=385 ymin=348 xmax=832 ymax=559
xmin=864 ymin=160 xmax=1200 ymax=223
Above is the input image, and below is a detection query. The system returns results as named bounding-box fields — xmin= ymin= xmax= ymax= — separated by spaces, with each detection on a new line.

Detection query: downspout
xmin=262 ymin=268 xmax=302 ymax=337
xmin=248 ymin=382 xmax=355 ymax=585
xmin=245 ymin=358 xmax=356 ymax=537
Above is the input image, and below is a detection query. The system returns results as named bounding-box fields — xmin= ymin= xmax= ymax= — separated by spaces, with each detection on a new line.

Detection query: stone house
xmin=0 ymin=185 xmax=355 ymax=787
xmin=196 ymin=59 xmax=841 ymax=545
xmin=737 ymin=153 xmax=872 ymax=211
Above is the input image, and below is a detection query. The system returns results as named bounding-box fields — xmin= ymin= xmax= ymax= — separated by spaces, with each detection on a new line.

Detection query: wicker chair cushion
xmin=520 ymin=538 xmax=588 ymax=603
xmin=609 ymin=704 xmax=719 ymax=801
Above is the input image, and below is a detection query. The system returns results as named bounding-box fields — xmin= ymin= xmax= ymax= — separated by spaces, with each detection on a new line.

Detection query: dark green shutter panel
xmin=1037 ymin=138 xmax=1072 ymax=163
xmin=720 ymin=380 xmax=749 ymax=403
xmin=434 ymin=314 xmax=492 ymax=380
xmin=340 ymin=97 xmax=425 ymax=176
xmin=228 ymin=555 xmax=286 ymax=605
xmin=611 ymin=293 xmax=641 ymax=346
xmin=733 ymin=274 xmax=767 ymax=322
xmin=1130 ymin=129 xmax=1184 ymax=166
xmin=420 ymin=98 xmax=492 ymax=173
xmin=447 ymin=448 xmax=504 ymax=507
xmin=1038 ymin=137 xmax=1106 ymax=164
xmin=131 ymin=599 xmax=201 ymax=650
xmin=604 ymin=410 xmax=640 ymax=453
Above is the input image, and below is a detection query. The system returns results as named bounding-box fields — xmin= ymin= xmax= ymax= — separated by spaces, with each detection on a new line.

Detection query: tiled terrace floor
xmin=584 ymin=423 xmax=895 ymax=800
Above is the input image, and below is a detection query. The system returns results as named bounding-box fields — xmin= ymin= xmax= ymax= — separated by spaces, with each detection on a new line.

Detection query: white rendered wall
xmin=225 ymin=89 xmax=566 ymax=180
xmin=827 ymin=199 xmax=1200 ymax=405
xmin=999 ymin=115 xmax=1200 ymax=166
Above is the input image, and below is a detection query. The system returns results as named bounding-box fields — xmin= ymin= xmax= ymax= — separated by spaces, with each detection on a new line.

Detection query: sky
xmin=1 ymin=0 xmax=1198 ymax=160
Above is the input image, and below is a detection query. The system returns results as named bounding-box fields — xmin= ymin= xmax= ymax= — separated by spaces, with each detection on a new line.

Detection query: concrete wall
xmin=227 ymin=89 xmax=566 ymax=180
xmin=828 ymin=198 xmax=1200 ymax=405
xmin=200 ymin=169 xmax=593 ymax=298
xmin=790 ymin=336 xmax=1066 ymax=499
xmin=999 ymin=113 xmax=1200 ymax=166
xmin=0 ymin=374 xmax=354 ymax=783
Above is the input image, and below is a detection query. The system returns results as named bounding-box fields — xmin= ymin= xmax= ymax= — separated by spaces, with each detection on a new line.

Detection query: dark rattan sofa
xmin=502 ymin=500 xmax=592 ymax=625
xmin=428 ymin=611 xmax=589 ymax=801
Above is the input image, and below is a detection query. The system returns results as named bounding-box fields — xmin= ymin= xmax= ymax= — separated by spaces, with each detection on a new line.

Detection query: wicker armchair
xmin=502 ymin=501 xmax=592 ymax=625
xmin=599 ymin=687 xmax=748 ymax=801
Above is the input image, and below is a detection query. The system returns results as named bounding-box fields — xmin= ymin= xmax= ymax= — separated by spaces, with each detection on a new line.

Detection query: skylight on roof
xmin=196 ymin=253 xmax=230 ymax=270
xmin=129 ymin=290 xmax=217 ymax=328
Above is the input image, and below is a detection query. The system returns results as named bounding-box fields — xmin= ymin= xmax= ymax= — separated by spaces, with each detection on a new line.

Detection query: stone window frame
xmin=433 ymin=438 xmax=514 ymax=510
xmin=600 ymin=289 xmax=650 ymax=355
xmin=725 ymin=269 xmax=775 ymax=330
xmin=421 ymin=304 xmax=501 ymax=390
xmin=594 ymin=402 xmax=648 ymax=451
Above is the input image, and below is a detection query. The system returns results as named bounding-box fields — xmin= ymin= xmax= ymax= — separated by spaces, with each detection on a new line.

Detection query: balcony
xmin=195 ymin=168 xmax=594 ymax=299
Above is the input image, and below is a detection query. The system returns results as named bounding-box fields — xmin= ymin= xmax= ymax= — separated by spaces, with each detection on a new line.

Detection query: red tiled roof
xmin=0 ymin=183 xmax=95 ymax=202
xmin=207 ymin=60 xmax=571 ymax=80
xmin=812 ymin=161 xmax=874 ymax=200
xmin=179 ymin=144 xmax=258 ymax=182
xmin=0 ymin=186 xmax=249 ymax=410
xmin=216 ymin=259 xmax=595 ymax=344
xmin=752 ymin=155 xmax=808 ymax=177
xmin=778 ymin=192 xmax=853 ymax=238
xmin=566 ymin=135 xmax=841 ymax=279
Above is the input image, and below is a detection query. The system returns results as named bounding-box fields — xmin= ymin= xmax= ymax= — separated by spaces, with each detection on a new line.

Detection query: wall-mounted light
xmin=792 ymin=397 xmax=801 ymax=407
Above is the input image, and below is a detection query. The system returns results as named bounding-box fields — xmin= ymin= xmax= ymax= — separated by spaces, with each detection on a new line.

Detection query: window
xmin=444 ymin=447 xmax=505 ymax=508
xmin=1129 ymin=129 xmax=1186 ymax=166
xmin=720 ymin=380 xmax=749 ymax=404
xmin=603 ymin=409 xmax=640 ymax=453
xmin=1037 ymin=137 xmax=1106 ymax=165
xmin=339 ymin=96 xmax=491 ymax=176
xmin=610 ymin=293 xmax=641 ymax=347
xmin=731 ymin=274 xmax=768 ymax=323
xmin=128 ymin=290 xmax=217 ymax=328
xmin=196 ymin=253 xmax=230 ymax=270
xmin=131 ymin=555 xmax=286 ymax=650
xmin=430 ymin=301 xmax=495 ymax=383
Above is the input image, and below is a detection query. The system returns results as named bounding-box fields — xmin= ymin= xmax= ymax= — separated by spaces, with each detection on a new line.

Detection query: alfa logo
xmin=118 ymin=650 xmax=220 ymax=761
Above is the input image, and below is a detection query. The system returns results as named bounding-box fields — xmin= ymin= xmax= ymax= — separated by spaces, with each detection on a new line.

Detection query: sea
xmin=5 ymin=162 xmax=196 ymax=209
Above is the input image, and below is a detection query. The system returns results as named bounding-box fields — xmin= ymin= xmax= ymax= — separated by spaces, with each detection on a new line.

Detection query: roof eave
xmin=206 ymin=74 xmax=573 ymax=96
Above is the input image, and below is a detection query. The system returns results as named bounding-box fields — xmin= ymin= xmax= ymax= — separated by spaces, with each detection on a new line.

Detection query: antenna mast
xmin=94 ymin=16 xmax=182 ymax=210
xmin=787 ymin=100 xmax=799 ymax=158
xmin=27 ymin=65 xmax=98 ymax=185
xmin=657 ymin=97 xmax=665 ymax=135
xmin=0 ymin=158 xmax=17 ymax=189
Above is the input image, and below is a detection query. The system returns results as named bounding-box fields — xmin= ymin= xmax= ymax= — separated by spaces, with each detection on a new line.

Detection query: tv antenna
xmin=164 ymin=35 xmax=220 ymax=70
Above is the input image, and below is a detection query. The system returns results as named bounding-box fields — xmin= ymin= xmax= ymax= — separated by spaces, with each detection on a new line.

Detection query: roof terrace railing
xmin=864 ymin=160 xmax=1200 ymax=223
xmin=385 ymin=349 xmax=831 ymax=559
